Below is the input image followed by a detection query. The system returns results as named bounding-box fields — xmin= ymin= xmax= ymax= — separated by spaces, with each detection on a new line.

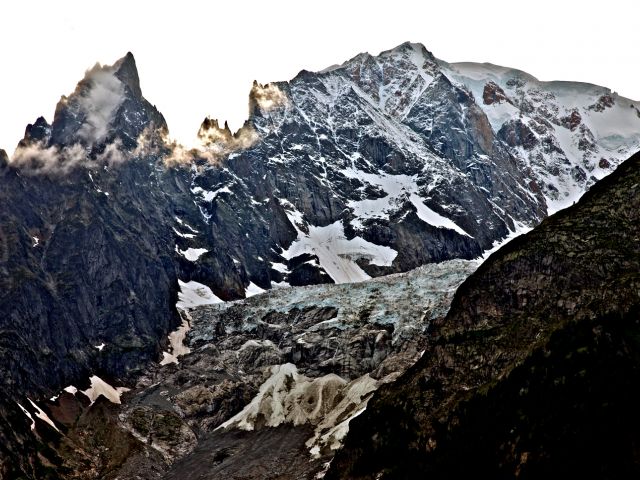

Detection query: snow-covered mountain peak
xmin=440 ymin=59 xmax=640 ymax=212
xmin=180 ymin=42 xmax=640 ymax=289
xmin=9 ymin=42 xmax=640 ymax=304
xmin=318 ymin=41 xmax=440 ymax=119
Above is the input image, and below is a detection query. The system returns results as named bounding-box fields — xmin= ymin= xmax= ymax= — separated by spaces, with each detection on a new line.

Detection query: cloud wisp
xmin=249 ymin=81 xmax=289 ymax=113
xmin=161 ymin=82 xmax=289 ymax=167
xmin=75 ymin=66 xmax=126 ymax=144
xmin=10 ymin=138 xmax=129 ymax=175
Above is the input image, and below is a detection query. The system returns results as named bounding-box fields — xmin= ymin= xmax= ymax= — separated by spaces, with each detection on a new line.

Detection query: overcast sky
xmin=0 ymin=0 xmax=638 ymax=151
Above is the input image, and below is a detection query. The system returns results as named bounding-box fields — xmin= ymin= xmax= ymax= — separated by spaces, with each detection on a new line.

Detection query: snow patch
xmin=176 ymin=280 xmax=223 ymax=310
xmin=246 ymin=281 xmax=266 ymax=297
xmin=175 ymin=246 xmax=208 ymax=262
xmin=81 ymin=375 xmax=130 ymax=404
xmin=214 ymin=362 xmax=389 ymax=457
xmin=160 ymin=317 xmax=191 ymax=365
xmin=306 ymin=375 xmax=378 ymax=457
xmin=342 ymin=168 xmax=470 ymax=236
xmin=17 ymin=402 xmax=36 ymax=430
xmin=482 ymin=101 xmax=520 ymax=132
xmin=191 ymin=185 xmax=232 ymax=202
xmin=175 ymin=217 xmax=199 ymax=233
xmin=217 ymin=363 xmax=347 ymax=431
xmin=282 ymin=219 xmax=397 ymax=284
xmin=28 ymin=398 xmax=60 ymax=432
xmin=270 ymin=262 xmax=289 ymax=273
xmin=173 ymin=227 xmax=196 ymax=239
xmin=162 ymin=280 xmax=224 ymax=365
xmin=409 ymin=194 xmax=471 ymax=237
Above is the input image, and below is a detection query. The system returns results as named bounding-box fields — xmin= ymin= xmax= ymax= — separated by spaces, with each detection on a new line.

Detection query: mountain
xmin=0 ymin=53 xmax=248 ymax=477
xmin=1 ymin=42 xmax=639 ymax=477
xmin=327 ymin=150 xmax=640 ymax=479
xmin=185 ymin=41 xmax=639 ymax=286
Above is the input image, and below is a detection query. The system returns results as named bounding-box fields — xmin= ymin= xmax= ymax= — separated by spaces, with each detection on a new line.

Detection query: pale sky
xmin=0 ymin=0 xmax=638 ymax=152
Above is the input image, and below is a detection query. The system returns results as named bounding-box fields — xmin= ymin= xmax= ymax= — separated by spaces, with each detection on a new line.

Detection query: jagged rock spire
xmin=113 ymin=51 xmax=142 ymax=99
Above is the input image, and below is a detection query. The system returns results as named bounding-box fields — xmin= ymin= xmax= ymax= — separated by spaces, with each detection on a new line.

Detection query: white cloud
xmin=10 ymin=137 xmax=127 ymax=175
xmin=10 ymin=142 xmax=87 ymax=174
xmin=76 ymin=66 xmax=125 ymax=143
xmin=95 ymin=137 xmax=126 ymax=165
xmin=249 ymin=82 xmax=289 ymax=113
xmin=127 ymin=125 xmax=256 ymax=167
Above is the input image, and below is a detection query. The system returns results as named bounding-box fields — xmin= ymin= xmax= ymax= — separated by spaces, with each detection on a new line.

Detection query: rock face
xmin=181 ymin=43 xmax=640 ymax=289
xmin=482 ymin=81 xmax=512 ymax=105
xmin=0 ymin=54 xmax=251 ymax=478
xmin=190 ymin=44 xmax=540 ymax=288
xmin=328 ymin=151 xmax=640 ymax=479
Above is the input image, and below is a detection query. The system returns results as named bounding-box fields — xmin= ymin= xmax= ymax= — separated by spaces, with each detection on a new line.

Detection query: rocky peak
xmin=339 ymin=52 xmax=383 ymax=100
xmin=47 ymin=52 xmax=166 ymax=149
xmin=588 ymin=93 xmax=615 ymax=112
xmin=377 ymin=42 xmax=439 ymax=81
xmin=197 ymin=117 xmax=234 ymax=145
xmin=248 ymin=80 xmax=289 ymax=120
xmin=321 ymin=42 xmax=440 ymax=117
xmin=18 ymin=116 xmax=52 ymax=147
xmin=560 ymin=109 xmax=582 ymax=131
xmin=199 ymin=117 xmax=232 ymax=135
xmin=112 ymin=51 xmax=143 ymax=99
xmin=498 ymin=119 xmax=539 ymax=149
xmin=383 ymin=41 xmax=437 ymax=63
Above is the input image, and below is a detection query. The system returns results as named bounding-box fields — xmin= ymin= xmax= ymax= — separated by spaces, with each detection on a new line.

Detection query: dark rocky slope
xmin=328 ymin=150 xmax=640 ymax=478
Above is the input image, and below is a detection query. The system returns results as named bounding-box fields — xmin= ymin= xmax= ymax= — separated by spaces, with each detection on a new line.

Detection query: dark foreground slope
xmin=328 ymin=150 xmax=640 ymax=478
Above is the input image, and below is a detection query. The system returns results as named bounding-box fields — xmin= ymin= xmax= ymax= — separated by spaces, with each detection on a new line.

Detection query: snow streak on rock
xmin=161 ymin=280 xmax=224 ymax=365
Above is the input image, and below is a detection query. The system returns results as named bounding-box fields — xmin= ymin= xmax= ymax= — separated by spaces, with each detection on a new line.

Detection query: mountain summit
xmin=26 ymin=52 xmax=167 ymax=150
